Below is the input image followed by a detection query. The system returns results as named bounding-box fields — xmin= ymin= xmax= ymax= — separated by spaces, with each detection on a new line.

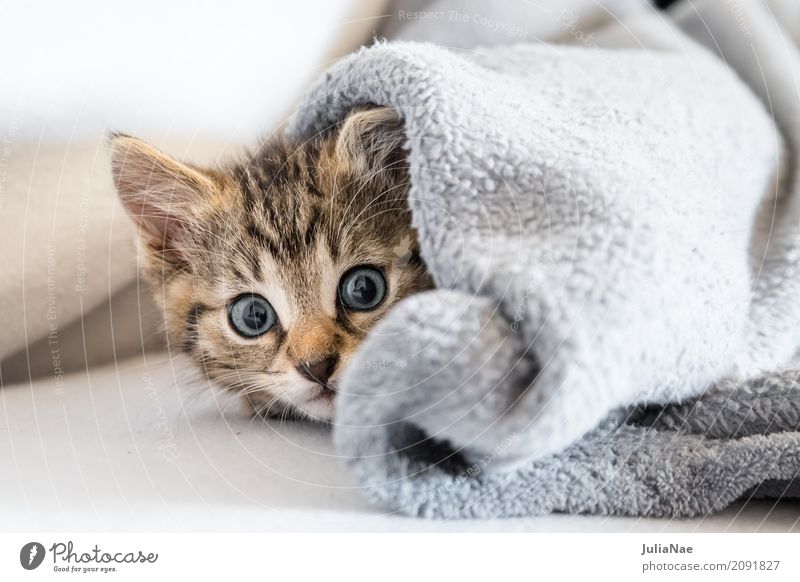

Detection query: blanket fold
xmin=287 ymin=0 xmax=800 ymax=517
xmin=338 ymin=372 xmax=800 ymax=519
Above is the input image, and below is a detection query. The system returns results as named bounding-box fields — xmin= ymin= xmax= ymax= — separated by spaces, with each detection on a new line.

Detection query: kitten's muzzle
xmin=297 ymin=356 xmax=337 ymax=388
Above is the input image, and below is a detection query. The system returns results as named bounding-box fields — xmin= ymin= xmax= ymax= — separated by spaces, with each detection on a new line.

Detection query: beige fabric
xmin=0 ymin=137 xmax=240 ymax=384
xmin=1 ymin=281 xmax=163 ymax=385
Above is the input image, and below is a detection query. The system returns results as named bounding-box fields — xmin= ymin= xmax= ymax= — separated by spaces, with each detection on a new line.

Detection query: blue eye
xmin=228 ymin=294 xmax=276 ymax=337
xmin=339 ymin=266 xmax=386 ymax=311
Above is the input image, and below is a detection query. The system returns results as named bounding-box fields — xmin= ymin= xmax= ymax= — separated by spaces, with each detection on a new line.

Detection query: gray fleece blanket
xmin=287 ymin=0 xmax=800 ymax=518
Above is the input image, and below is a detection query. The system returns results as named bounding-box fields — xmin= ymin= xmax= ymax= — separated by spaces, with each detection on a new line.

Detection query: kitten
xmin=110 ymin=107 xmax=433 ymax=421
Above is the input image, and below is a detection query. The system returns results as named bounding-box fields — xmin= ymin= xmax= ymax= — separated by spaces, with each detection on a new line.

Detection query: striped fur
xmin=111 ymin=107 xmax=432 ymax=421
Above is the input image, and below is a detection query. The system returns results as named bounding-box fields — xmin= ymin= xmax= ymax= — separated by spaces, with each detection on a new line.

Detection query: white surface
xmin=0 ymin=353 xmax=797 ymax=532
xmin=0 ymin=0 xmax=374 ymax=143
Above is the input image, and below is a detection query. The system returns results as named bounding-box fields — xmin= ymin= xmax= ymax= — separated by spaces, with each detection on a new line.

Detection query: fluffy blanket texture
xmin=286 ymin=0 xmax=800 ymax=517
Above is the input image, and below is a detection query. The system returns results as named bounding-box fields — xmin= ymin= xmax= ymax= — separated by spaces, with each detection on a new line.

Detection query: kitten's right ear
xmin=335 ymin=107 xmax=407 ymax=176
xmin=109 ymin=134 xmax=215 ymax=258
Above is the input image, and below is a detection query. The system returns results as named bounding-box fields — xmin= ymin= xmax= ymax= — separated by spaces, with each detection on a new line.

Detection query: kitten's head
xmin=110 ymin=107 xmax=432 ymax=421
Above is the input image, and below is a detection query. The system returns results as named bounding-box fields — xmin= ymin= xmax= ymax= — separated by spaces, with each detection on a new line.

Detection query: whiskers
xmin=209 ymin=368 xmax=290 ymax=421
xmin=163 ymin=352 xmax=222 ymax=430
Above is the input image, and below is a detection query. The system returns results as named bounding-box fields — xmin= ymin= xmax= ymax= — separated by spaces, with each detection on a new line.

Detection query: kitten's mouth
xmin=303 ymin=379 xmax=337 ymax=403
xmin=293 ymin=381 xmax=338 ymax=422
xmin=318 ymin=384 xmax=337 ymax=399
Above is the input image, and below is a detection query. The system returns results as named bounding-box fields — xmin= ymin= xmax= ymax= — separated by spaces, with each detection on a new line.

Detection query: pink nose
xmin=296 ymin=356 xmax=337 ymax=386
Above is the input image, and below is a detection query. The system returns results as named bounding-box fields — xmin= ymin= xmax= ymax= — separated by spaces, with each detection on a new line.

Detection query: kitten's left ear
xmin=109 ymin=134 xmax=217 ymax=261
xmin=335 ymin=106 xmax=407 ymax=175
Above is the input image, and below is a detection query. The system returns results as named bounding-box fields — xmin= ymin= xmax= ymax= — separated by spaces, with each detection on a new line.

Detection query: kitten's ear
xmin=109 ymin=134 xmax=216 ymax=258
xmin=335 ymin=107 xmax=407 ymax=175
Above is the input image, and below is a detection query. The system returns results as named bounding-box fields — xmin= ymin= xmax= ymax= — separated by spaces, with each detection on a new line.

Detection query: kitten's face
xmin=111 ymin=108 xmax=432 ymax=421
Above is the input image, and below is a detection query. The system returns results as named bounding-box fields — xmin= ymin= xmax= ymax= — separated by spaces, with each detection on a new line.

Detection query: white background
xmin=0 ymin=0 xmax=373 ymax=143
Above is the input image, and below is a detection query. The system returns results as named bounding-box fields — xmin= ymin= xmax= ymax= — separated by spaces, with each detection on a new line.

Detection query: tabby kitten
xmin=110 ymin=107 xmax=432 ymax=421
